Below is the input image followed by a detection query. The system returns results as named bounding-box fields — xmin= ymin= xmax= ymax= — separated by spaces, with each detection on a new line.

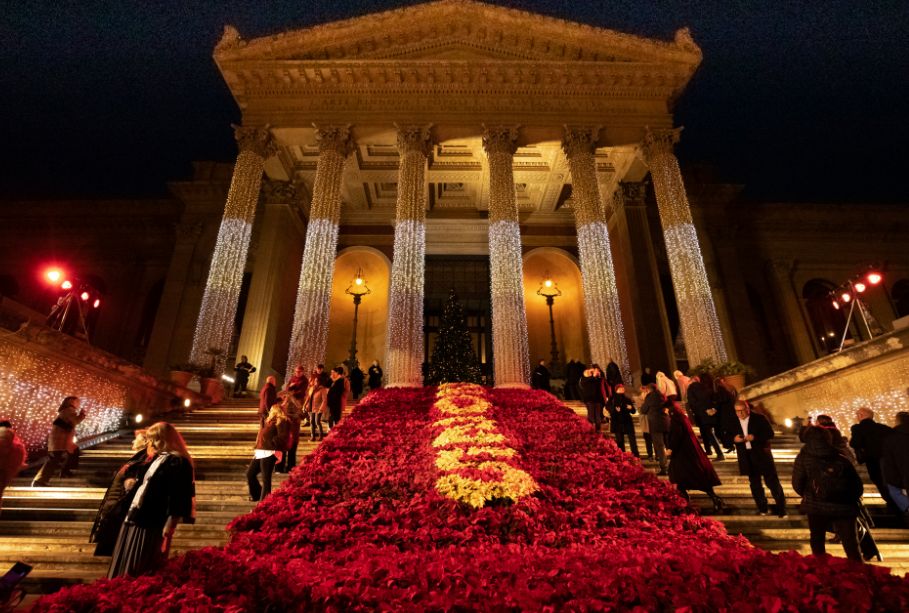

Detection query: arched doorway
xmin=324 ymin=247 xmax=390 ymax=371
xmin=522 ymin=248 xmax=589 ymax=367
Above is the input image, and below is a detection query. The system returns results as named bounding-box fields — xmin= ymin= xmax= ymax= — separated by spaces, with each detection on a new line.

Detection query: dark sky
xmin=3 ymin=0 xmax=909 ymax=203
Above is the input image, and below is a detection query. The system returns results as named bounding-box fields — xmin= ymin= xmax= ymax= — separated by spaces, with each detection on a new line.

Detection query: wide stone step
xmin=0 ymin=520 xmax=228 ymax=538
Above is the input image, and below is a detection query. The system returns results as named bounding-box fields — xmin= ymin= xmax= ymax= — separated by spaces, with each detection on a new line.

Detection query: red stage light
xmin=832 ymin=299 xmax=840 ymax=310
xmin=93 ymin=298 xmax=101 ymax=308
xmin=867 ymin=272 xmax=883 ymax=285
xmin=44 ymin=268 xmax=64 ymax=284
xmin=80 ymin=291 xmax=90 ymax=301
xmin=841 ymin=292 xmax=852 ymax=303
xmin=61 ymin=280 xmax=73 ymax=290
xmin=854 ymin=282 xmax=866 ymax=293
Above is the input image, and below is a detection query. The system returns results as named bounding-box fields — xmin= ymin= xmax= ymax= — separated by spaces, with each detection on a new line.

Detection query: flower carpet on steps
xmin=34 ymin=385 xmax=909 ymax=611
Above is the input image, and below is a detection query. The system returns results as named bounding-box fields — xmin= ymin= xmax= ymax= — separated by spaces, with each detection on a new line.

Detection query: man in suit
xmin=850 ymin=406 xmax=896 ymax=513
xmin=726 ymin=398 xmax=787 ymax=517
xmin=686 ymin=374 xmax=724 ymax=460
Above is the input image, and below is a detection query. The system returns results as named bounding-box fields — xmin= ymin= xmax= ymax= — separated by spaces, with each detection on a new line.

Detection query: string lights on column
xmin=562 ymin=126 xmax=631 ymax=384
xmin=385 ymin=125 xmax=432 ymax=387
xmin=190 ymin=125 xmax=276 ymax=374
xmin=286 ymin=125 xmax=352 ymax=376
xmin=483 ymin=125 xmax=531 ymax=387
xmin=642 ymin=127 xmax=727 ymax=367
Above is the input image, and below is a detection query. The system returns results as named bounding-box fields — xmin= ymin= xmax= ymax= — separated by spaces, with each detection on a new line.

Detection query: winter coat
xmin=686 ymin=381 xmax=715 ymax=427
xmin=367 ymin=365 xmax=383 ymax=389
xmin=578 ymin=376 xmax=604 ymax=404
xmin=850 ymin=418 xmax=893 ymax=465
xmin=90 ymin=449 xmax=150 ymax=555
xmin=306 ymin=386 xmax=329 ymax=420
xmin=255 ymin=418 xmax=291 ymax=451
xmin=531 ymin=365 xmax=551 ymax=392
xmin=48 ymin=405 xmax=86 ymax=452
xmin=639 ymin=391 xmax=670 ymax=434
xmin=259 ymin=382 xmax=278 ymax=423
xmin=126 ymin=454 xmax=195 ymax=531
xmin=667 ymin=412 xmax=721 ymax=491
xmin=607 ymin=393 xmax=636 ymax=434
xmin=0 ymin=426 xmax=27 ymax=488
xmin=792 ymin=434 xmax=862 ymax=517
xmin=882 ymin=423 xmax=909 ymax=490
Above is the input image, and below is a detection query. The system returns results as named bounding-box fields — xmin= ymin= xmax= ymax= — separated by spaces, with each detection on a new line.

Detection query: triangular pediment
xmin=216 ymin=0 xmax=701 ymax=66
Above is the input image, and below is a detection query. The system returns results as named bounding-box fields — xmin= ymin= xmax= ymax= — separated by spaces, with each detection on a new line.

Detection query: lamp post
xmin=537 ymin=274 xmax=562 ymax=377
xmin=344 ymin=268 xmax=371 ymax=372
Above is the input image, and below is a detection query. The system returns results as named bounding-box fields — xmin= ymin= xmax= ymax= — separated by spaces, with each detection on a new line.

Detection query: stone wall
xmin=0 ymin=318 xmax=205 ymax=456
xmin=742 ymin=327 xmax=909 ymax=430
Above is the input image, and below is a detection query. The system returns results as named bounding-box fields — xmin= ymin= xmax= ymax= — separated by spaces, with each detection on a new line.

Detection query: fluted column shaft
xmin=190 ymin=126 xmax=275 ymax=373
xmin=562 ymin=126 xmax=631 ymax=384
xmin=385 ymin=125 xmax=431 ymax=387
xmin=483 ymin=126 xmax=530 ymax=387
xmin=286 ymin=125 xmax=351 ymax=375
xmin=643 ymin=128 xmax=727 ymax=367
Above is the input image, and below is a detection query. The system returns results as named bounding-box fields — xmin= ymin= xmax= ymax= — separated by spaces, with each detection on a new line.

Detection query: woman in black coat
xmin=108 ymin=422 xmax=195 ymax=578
xmin=606 ymin=384 xmax=639 ymax=456
xmin=578 ymin=368 xmax=604 ymax=433
xmin=367 ymin=361 xmax=383 ymax=390
xmin=90 ymin=431 xmax=150 ymax=556
xmin=666 ymin=402 xmax=724 ymax=512
xmin=792 ymin=426 xmax=864 ymax=561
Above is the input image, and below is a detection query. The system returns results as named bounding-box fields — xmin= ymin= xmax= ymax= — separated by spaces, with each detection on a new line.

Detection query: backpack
xmin=810 ymin=455 xmax=862 ymax=504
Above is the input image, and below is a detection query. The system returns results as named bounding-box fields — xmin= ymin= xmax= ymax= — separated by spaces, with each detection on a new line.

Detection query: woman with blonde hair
xmin=108 ymin=421 xmax=195 ymax=578
xmin=247 ymin=404 xmax=291 ymax=501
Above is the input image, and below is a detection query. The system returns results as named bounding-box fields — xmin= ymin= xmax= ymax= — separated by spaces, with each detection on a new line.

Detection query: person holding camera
xmin=32 ymin=396 xmax=85 ymax=487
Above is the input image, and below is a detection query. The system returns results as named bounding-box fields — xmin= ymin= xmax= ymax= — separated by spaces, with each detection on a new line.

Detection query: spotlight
xmin=61 ymin=280 xmax=73 ymax=290
xmin=93 ymin=298 xmax=101 ymax=308
xmin=832 ymin=299 xmax=840 ymax=310
xmin=183 ymin=398 xmax=191 ymax=409
xmin=867 ymin=271 xmax=882 ymax=285
xmin=44 ymin=269 xmax=63 ymax=284
xmin=80 ymin=291 xmax=90 ymax=301
xmin=134 ymin=414 xmax=144 ymax=424
xmin=784 ymin=418 xmax=793 ymax=429
xmin=854 ymin=282 xmax=866 ymax=293
xmin=840 ymin=292 xmax=852 ymax=303
xmin=221 ymin=374 xmax=235 ymax=384
xmin=72 ymin=435 xmax=78 ymax=444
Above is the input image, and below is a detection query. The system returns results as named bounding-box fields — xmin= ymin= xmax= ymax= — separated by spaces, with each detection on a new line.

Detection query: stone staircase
xmin=564 ymin=401 xmax=909 ymax=575
xmin=0 ymin=395 xmax=345 ymax=607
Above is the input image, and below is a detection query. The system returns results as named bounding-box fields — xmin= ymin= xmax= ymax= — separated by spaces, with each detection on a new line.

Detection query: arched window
xmin=892 ymin=279 xmax=909 ymax=319
xmin=802 ymin=279 xmax=850 ymax=354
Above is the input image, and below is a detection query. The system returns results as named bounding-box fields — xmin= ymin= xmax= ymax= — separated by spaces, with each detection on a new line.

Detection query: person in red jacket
xmin=0 ymin=419 xmax=27 ymax=512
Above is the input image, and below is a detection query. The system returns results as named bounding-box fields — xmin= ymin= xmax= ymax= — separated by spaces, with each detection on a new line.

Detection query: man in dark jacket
xmin=686 ymin=374 xmax=724 ymax=460
xmin=792 ymin=426 xmax=864 ymax=561
xmin=850 ymin=406 xmax=896 ymax=513
xmin=578 ymin=368 xmax=604 ymax=433
xmin=726 ymin=399 xmax=787 ymax=517
xmin=327 ymin=367 xmax=346 ymax=429
xmin=639 ymin=384 xmax=670 ymax=475
xmin=233 ymin=356 xmax=257 ymax=397
xmin=531 ymin=360 xmax=551 ymax=392
xmin=607 ymin=384 xmax=639 ymax=457
xmin=258 ymin=375 xmax=278 ymax=427
xmin=882 ymin=411 xmax=909 ymax=517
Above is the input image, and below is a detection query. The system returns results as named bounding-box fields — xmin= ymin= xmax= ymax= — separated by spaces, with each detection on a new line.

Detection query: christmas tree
xmin=428 ymin=290 xmax=482 ymax=385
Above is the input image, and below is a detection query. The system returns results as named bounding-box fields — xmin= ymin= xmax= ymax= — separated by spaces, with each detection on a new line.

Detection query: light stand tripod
xmin=837 ymin=280 xmax=874 ymax=352
xmin=46 ymin=289 xmax=91 ymax=342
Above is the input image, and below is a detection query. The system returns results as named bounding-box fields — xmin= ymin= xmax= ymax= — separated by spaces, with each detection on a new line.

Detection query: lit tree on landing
xmin=428 ymin=290 xmax=482 ymax=385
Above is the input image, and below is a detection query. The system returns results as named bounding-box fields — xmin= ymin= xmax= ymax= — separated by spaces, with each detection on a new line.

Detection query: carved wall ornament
xmin=232 ymin=124 xmax=278 ymax=159
xmin=481 ymin=125 xmax=520 ymax=156
xmin=314 ymin=123 xmax=355 ymax=157
xmin=561 ymin=125 xmax=601 ymax=158
xmin=641 ymin=126 xmax=683 ymax=163
xmin=395 ymin=123 xmax=434 ymax=156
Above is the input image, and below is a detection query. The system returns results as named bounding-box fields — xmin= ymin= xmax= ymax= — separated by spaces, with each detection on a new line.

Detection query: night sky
xmin=4 ymin=0 xmax=908 ymax=203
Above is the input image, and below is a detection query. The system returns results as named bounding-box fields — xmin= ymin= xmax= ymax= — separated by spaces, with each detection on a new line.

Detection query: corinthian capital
xmin=561 ymin=125 xmax=601 ymax=158
xmin=232 ymin=125 xmax=277 ymax=158
xmin=313 ymin=124 xmax=354 ymax=156
xmin=641 ymin=127 xmax=682 ymax=162
xmin=482 ymin=125 xmax=520 ymax=155
xmin=261 ymin=179 xmax=296 ymax=205
xmin=395 ymin=124 xmax=433 ymax=155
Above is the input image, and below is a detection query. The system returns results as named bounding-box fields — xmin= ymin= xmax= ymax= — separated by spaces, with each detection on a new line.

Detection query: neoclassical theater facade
xmin=4 ymin=1 xmax=906 ymax=389
xmin=173 ymin=0 xmax=731 ymax=388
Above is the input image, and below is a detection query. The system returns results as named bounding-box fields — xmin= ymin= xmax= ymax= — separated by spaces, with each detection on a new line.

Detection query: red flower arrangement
xmin=33 ymin=387 xmax=909 ymax=612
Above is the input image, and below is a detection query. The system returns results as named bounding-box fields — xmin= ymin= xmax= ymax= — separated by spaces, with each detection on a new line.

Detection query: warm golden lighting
xmin=841 ymin=292 xmax=852 ymax=303
xmin=832 ymin=299 xmax=840 ymax=310
xmin=45 ymin=269 xmax=63 ymax=284
xmin=80 ymin=291 xmax=90 ymax=301
xmin=61 ymin=280 xmax=73 ymax=290
xmin=867 ymin=272 xmax=883 ymax=285
xmin=135 ymin=413 xmax=144 ymax=424
xmin=854 ymin=282 xmax=866 ymax=293
xmin=183 ymin=398 xmax=192 ymax=408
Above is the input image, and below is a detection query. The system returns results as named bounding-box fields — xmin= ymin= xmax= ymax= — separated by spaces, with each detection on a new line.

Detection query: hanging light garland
xmin=483 ymin=126 xmax=531 ymax=387
xmin=385 ymin=125 xmax=431 ymax=387
xmin=563 ymin=126 xmax=631 ymax=384
xmin=286 ymin=125 xmax=352 ymax=376
xmin=643 ymin=127 xmax=727 ymax=368
xmin=190 ymin=126 xmax=276 ymax=374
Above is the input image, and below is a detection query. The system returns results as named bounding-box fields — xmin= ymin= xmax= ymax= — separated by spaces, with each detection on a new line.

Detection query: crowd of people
xmin=4 ymin=356 xmax=909 ymax=580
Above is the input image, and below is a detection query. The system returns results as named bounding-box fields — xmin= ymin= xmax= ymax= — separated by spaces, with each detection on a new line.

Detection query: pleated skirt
xmin=107 ymin=522 xmax=165 ymax=578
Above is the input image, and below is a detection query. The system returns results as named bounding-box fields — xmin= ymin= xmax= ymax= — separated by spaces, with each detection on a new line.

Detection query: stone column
xmin=235 ymin=180 xmax=303 ymax=389
xmin=483 ymin=126 xmax=531 ymax=387
xmin=562 ymin=126 xmax=631 ymax=384
xmin=286 ymin=125 xmax=352 ymax=375
xmin=767 ymin=259 xmax=818 ymax=365
xmin=642 ymin=128 xmax=727 ymax=367
xmin=384 ymin=125 xmax=432 ymax=387
xmin=189 ymin=125 xmax=275 ymax=372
